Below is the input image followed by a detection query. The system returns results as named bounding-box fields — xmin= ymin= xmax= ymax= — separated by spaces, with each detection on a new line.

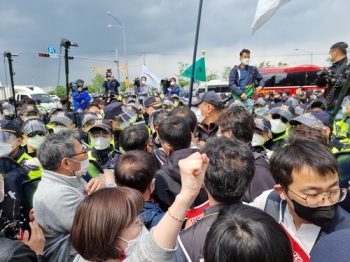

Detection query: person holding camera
xmin=102 ymin=70 xmax=120 ymax=96
xmin=317 ymin=42 xmax=349 ymax=113
xmin=166 ymin=78 xmax=181 ymax=97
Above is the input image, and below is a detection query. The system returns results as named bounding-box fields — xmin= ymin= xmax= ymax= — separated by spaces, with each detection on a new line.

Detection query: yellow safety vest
xmin=17 ymin=152 xmax=43 ymax=180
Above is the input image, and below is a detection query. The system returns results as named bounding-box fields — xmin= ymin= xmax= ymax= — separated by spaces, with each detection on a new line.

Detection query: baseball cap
xmin=191 ymin=91 xmax=222 ymax=108
xmin=48 ymin=108 xmax=64 ymax=120
xmin=284 ymin=97 xmax=300 ymax=107
xmin=81 ymin=113 xmax=99 ymax=127
xmin=143 ymin=96 xmax=162 ymax=109
xmin=2 ymin=103 xmax=15 ymax=116
xmin=22 ymin=118 xmax=47 ymax=136
xmin=50 ymin=111 xmax=75 ymax=126
xmin=294 ymin=106 xmax=305 ymax=116
xmin=267 ymin=104 xmax=295 ymax=121
xmin=310 ymin=110 xmax=333 ymax=130
xmin=309 ymin=98 xmax=324 ymax=109
xmin=0 ymin=119 xmax=21 ymax=136
xmin=341 ymin=95 xmax=350 ymax=107
xmin=19 ymin=105 xmax=39 ymax=116
xmin=88 ymin=119 xmax=113 ymax=133
xmin=289 ymin=113 xmax=325 ymax=128
xmin=254 ymin=98 xmax=267 ymax=107
xmin=254 ymin=117 xmax=272 ymax=137
xmin=255 ymin=105 xmax=270 ymax=117
xmin=103 ymin=102 xmax=123 ymax=120
xmin=228 ymin=99 xmax=245 ymax=108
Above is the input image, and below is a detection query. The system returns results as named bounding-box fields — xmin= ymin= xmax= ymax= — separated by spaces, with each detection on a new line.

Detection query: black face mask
xmin=291 ymin=199 xmax=337 ymax=229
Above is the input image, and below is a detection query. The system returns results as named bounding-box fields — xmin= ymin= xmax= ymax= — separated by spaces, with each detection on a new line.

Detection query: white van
xmin=197 ymin=80 xmax=230 ymax=95
xmin=50 ymin=95 xmax=62 ymax=108
xmin=14 ymin=86 xmax=57 ymax=111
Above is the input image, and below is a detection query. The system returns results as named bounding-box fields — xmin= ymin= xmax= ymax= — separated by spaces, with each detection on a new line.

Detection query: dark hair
xmin=169 ymin=107 xmax=197 ymax=133
xmin=240 ymin=49 xmax=250 ymax=57
xmin=60 ymin=96 xmax=68 ymax=105
xmin=216 ymin=107 xmax=255 ymax=142
xmin=270 ymin=139 xmax=338 ymax=188
xmin=70 ymin=187 xmax=144 ymax=261
xmin=84 ymin=103 xmax=100 ymax=113
xmin=331 ymin=42 xmax=348 ymax=55
xmin=170 ymin=77 xmax=176 ymax=82
xmin=158 ymin=116 xmax=191 ymax=151
xmin=115 ymin=150 xmax=156 ymax=193
xmin=201 ymin=137 xmax=255 ymax=203
xmin=21 ymin=97 xmax=36 ymax=105
xmin=152 ymin=110 xmax=169 ymax=128
xmin=204 ymin=204 xmax=293 ymax=262
xmin=288 ymin=125 xmax=329 ymax=147
xmin=119 ymin=124 xmax=149 ymax=152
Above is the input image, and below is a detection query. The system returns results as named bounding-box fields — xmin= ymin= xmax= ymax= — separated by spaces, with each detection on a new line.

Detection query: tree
xmin=258 ymin=61 xmax=272 ymax=69
xmin=90 ymin=73 xmax=105 ymax=94
xmin=278 ymin=62 xmax=288 ymax=67
xmin=175 ymin=61 xmax=190 ymax=88
xmin=222 ymin=66 xmax=232 ymax=81
xmin=206 ymin=69 xmax=219 ymax=82
xmin=55 ymin=85 xmax=67 ymax=97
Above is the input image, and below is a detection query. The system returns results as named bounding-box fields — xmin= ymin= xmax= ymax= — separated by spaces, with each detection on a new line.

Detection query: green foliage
xmin=206 ymin=69 xmax=219 ymax=82
xmin=277 ymin=62 xmax=288 ymax=67
xmin=222 ymin=66 xmax=232 ymax=81
xmin=90 ymin=73 xmax=105 ymax=94
xmin=55 ymin=85 xmax=67 ymax=97
xmin=175 ymin=61 xmax=190 ymax=88
xmin=120 ymin=82 xmax=126 ymax=92
xmin=258 ymin=61 xmax=288 ymax=69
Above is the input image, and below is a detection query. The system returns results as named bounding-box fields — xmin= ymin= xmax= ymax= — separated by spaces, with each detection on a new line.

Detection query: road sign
xmin=47 ymin=46 xmax=56 ymax=54
xmin=50 ymin=54 xmax=58 ymax=58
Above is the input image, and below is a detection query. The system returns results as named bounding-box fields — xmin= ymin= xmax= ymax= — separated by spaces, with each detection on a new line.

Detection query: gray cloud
xmin=0 ymin=0 xmax=350 ymax=88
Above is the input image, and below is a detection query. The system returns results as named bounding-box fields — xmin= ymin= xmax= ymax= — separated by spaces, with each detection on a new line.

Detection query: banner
xmin=140 ymin=64 xmax=161 ymax=91
xmin=251 ymin=0 xmax=291 ymax=34
xmin=181 ymin=57 xmax=206 ymax=82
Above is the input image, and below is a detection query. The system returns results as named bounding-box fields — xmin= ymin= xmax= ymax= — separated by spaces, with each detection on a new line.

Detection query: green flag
xmin=181 ymin=57 xmax=206 ymax=81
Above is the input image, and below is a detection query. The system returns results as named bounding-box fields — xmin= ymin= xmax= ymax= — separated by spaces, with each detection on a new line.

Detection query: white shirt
xmin=251 ymin=189 xmax=321 ymax=254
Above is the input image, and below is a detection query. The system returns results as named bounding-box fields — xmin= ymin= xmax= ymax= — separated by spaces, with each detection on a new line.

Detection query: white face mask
xmin=0 ymin=140 xmax=16 ymax=157
xmin=217 ymin=133 xmax=222 ymax=137
xmin=118 ymin=225 xmax=148 ymax=257
xmin=270 ymin=119 xmax=287 ymax=134
xmin=91 ymin=137 xmax=111 ymax=150
xmin=27 ymin=135 xmax=46 ymax=150
xmin=141 ymin=80 xmax=146 ymax=85
xmin=191 ymin=107 xmax=205 ymax=123
xmin=170 ymin=81 xmax=175 ymax=86
xmin=24 ymin=115 xmax=39 ymax=120
xmin=69 ymin=158 xmax=89 ymax=177
xmin=242 ymin=58 xmax=250 ymax=66
xmin=53 ymin=126 xmax=68 ymax=133
xmin=252 ymin=133 xmax=266 ymax=146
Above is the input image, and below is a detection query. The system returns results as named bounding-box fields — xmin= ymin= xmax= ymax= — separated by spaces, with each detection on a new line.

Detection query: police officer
xmin=15 ymin=104 xmax=41 ymax=128
xmin=252 ymin=117 xmax=272 ymax=152
xmin=87 ymin=119 xmax=121 ymax=171
xmin=2 ymin=102 xmax=15 ymax=120
xmin=22 ymin=119 xmax=49 ymax=158
xmin=49 ymin=111 xmax=76 ymax=133
xmin=331 ymin=95 xmax=350 ymax=149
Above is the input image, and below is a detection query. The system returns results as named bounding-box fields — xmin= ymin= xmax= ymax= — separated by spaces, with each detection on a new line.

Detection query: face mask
xmin=291 ymin=199 xmax=337 ymax=228
xmin=91 ymin=137 xmax=111 ymax=150
xmin=97 ymin=114 xmax=103 ymax=119
xmin=27 ymin=135 xmax=46 ymax=150
xmin=242 ymin=59 xmax=250 ymax=66
xmin=174 ymin=101 xmax=179 ymax=107
xmin=141 ymin=80 xmax=146 ymax=85
xmin=53 ymin=126 xmax=68 ymax=133
xmin=217 ymin=133 xmax=222 ymax=137
xmin=0 ymin=180 xmax=4 ymax=203
xmin=118 ymin=226 xmax=148 ymax=257
xmin=270 ymin=119 xmax=287 ymax=134
xmin=252 ymin=133 xmax=266 ymax=146
xmin=0 ymin=140 xmax=16 ymax=157
xmin=191 ymin=107 xmax=205 ymax=123
xmin=170 ymin=81 xmax=175 ymax=86
xmin=25 ymin=115 xmax=39 ymax=120
xmin=69 ymin=158 xmax=89 ymax=177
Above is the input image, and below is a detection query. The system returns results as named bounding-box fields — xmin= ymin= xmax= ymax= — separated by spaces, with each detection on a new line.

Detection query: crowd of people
xmin=0 ymin=42 xmax=350 ymax=262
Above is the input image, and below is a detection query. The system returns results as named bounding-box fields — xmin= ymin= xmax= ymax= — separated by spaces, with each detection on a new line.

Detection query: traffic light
xmin=38 ymin=52 xmax=50 ymax=57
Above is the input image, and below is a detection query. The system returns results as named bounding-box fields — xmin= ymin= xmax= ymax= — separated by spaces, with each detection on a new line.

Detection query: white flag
xmin=251 ymin=0 xmax=291 ymax=34
xmin=140 ymin=64 xmax=161 ymax=91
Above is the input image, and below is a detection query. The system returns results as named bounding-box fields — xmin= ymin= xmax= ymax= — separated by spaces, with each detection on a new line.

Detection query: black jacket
xmin=317 ymin=57 xmax=349 ymax=109
xmin=153 ymin=148 xmax=208 ymax=213
xmin=0 ymin=233 xmax=47 ymax=262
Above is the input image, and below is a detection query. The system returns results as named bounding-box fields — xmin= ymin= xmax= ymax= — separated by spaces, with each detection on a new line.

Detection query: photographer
xmin=161 ymin=78 xmax=170 ymax=95
xmin=102 ymin=69 xmax=120 ymax=96
xmin=166 ymin=77 xmax=181 ymax=97
xmin=317 ymin=42 xmax=349 ymax=113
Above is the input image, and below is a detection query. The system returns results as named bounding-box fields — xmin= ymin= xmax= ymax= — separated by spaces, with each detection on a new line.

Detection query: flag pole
xmin=188 ymin=0 xmax=204 ymax=108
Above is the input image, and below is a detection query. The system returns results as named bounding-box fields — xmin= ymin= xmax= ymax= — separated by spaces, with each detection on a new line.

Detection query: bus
xmin=259 ymin=64 xmax=325 ymax=96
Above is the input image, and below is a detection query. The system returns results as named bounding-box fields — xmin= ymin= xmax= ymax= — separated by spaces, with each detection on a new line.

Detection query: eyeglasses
xmin=69 ymin=149 xmax=88 ymax=158
xmin=287 ymin=187 xmax=347 ymax=208
xmin=26 ymin=130 xmax=47 ymax=138
xmin=118 ymin=219 xmax=143 ymax=243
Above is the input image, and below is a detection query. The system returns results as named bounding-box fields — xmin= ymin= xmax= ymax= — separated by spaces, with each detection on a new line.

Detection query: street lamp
xmin=107 ymin=12 xmax=128 ymax=87
xmin=295 ymin=48 xmax=313 ymax=65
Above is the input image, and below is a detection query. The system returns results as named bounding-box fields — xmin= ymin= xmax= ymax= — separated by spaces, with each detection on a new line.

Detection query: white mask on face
xmin=270 ymin=119 xmax=287 ymax=134
xmin=252 ymin=133 xmax=266 ymax=146
xmin=27 ymin=135 xmax=46 ymax=150
xmin=118 ymin=225 xmax=148 ymax=257
xmin=53 ymin=126 xmax=68 ymax=133
xmin=242 ymin=59 xmax=250 ymax=66
xmin=141 ymin=80 xmax=146 ymax=85
xmin=69 ymin=158 xmax=89 ymax=177
xmin=191 ymin=107 xmax=205 ymax=123
xmin=0 ymin=140 xmax=16 ymax=157
xmin=217 ymin=133 xmax=222 ymax=137
xmin=170 ymin=81 xmax=175 ymax=86
xmin=91 ymin=137 xmax=111 ymax=150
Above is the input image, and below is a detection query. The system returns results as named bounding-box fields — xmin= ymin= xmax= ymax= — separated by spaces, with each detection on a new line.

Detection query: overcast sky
xmin=1 ymin=0 xmax=349 ymax=88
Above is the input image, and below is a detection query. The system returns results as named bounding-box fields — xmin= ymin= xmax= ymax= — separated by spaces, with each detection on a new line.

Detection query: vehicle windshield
xmin=31 ymin=94 xmax=55 ymax=103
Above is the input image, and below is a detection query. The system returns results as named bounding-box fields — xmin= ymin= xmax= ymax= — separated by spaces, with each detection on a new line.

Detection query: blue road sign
xmin=47 ymin=46 xmax=56 ymax=54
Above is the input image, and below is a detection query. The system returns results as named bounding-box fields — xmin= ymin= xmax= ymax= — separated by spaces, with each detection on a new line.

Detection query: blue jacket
xmin=140 ymin=201 xmax=165 ymax=230
xmin=102 ymin=79 xmax=120 ymax=95
xmin=72 ymin=90 xmax=91 ymax=111
xmin=229 ymin=65 xmax=264 ymax=97
xmin=166 ymin=85 xmax=180 ymax=97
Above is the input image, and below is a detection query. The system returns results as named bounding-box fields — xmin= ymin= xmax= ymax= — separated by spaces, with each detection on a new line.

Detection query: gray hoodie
xmin=33 ymin=170 xmax=116 ymax=262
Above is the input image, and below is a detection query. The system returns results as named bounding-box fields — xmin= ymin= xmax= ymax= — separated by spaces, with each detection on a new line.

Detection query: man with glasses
xmin=22 ymin=118 xmax=49 ymax=158
xmin=33 ymin=130 xmax=116 ymax=261
xmin=251 ymin=139 xmax=350 ymax=258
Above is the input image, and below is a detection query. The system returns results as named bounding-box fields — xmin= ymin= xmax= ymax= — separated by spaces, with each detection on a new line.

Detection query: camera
xmin=134 ymin=78 xmax=140 ymax=88
xmin=161 ymin=78 xmax=171 ymax=88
